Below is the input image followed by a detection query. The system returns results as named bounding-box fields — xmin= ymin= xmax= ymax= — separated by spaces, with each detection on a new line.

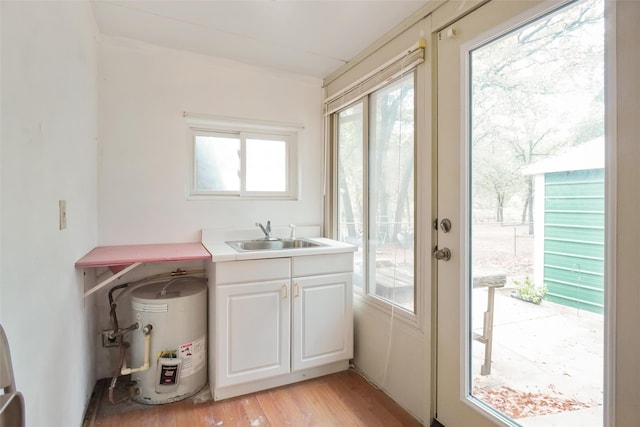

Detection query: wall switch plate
xmin=59 ymin=200 xmax=67 ymax=230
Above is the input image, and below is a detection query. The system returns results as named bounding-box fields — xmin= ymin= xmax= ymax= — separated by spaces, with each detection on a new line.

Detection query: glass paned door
xmin=435 ymin=0 xmax=605 ymax=425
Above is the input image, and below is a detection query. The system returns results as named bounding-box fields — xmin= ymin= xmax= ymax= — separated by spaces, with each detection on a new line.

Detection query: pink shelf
xmin=76 ymin=243 xmax=212 ymax=268
xmin=77 ymin=243 xmax=212 ymax=298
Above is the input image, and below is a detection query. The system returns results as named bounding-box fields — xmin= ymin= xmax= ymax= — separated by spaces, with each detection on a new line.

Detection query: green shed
xmin=526 ymin=138 xmax=604 ymax=314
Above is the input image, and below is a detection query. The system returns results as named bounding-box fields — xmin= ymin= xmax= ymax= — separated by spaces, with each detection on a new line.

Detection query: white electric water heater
xmin=129 ymin=277 xmax=207 ymax=404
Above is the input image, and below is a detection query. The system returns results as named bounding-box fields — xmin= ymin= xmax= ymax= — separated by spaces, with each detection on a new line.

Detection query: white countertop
xmin=201 ymin=228 xmax=356 ymax=262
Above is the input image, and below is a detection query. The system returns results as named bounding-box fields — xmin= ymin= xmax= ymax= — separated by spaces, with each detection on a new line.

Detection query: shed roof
xmin=523 ymin=137 xmax=604 ymax=175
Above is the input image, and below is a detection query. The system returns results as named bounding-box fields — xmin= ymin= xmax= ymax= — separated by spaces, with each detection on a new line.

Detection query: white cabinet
xmin=215 ymin=279 xmax=290 ymax=388
xmin=210 ymin=251 xmax=354 ymax=400
xmin=211 ymin=258 xmax=291 ymax=390
xmin=292 ymin=272 xmax=353 ymax=371
xmin=291 ymin=253 xmax=353 ymax=372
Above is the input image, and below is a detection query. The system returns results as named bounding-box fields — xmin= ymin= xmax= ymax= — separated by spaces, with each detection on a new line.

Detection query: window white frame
xmin=185 ymin=113 xmax=302 ymax=200
xmin=329 ymin=72 xmax=419 ymax=326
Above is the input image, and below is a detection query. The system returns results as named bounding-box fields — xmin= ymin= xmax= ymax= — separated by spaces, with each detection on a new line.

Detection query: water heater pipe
xmin=121 ymin=324 xmax=153 ymax=375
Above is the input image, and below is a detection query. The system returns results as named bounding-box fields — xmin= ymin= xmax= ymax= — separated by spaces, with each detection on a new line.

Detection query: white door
xmin=292 ymin=273 xmax=353 ymax=371
xmin=435 ymin=0 xmax=605 ymax=425
xmin=216 ymin=280 xmax=291 ymax=388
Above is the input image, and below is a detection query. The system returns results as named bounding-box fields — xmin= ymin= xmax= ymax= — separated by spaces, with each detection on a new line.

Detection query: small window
xmin=186 ymin=114 xmax=301 ymax=199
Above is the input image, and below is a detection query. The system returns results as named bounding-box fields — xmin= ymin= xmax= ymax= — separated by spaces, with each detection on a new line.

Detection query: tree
xmin=471 ymin=0 xmax=604 ymax=229
xmin=371 ymin=75 xmax=415 ymax=244
xmin=337 ymin=104 xmax=364 ymax=243
xmin=336 ymin=75 xmax=415 ymax=248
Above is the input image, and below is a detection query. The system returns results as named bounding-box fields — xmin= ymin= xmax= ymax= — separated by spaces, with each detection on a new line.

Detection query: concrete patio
xmin=471 ymin=285 xmax=604 ymax=426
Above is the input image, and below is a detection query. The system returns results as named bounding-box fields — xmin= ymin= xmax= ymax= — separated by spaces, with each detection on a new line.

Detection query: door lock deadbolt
xmin=440 ymin=219 xmax=452 ymax=233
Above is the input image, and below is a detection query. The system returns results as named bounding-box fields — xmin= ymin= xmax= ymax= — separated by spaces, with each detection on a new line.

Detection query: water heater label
xmin=159 ymin=364 xmax=179 ymax=385
xmin=179 ymin=335 xmax=206 ymax=378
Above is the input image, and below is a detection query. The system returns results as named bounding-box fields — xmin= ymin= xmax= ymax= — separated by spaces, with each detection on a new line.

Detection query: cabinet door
xmin=216 ymin=280 xmax=291 ymax=388
xmin=292 ymin=273 xmax=353 ymax=371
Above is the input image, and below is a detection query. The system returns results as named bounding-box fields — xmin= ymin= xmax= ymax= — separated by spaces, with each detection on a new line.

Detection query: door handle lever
xmin=434 ymin=246 xmax=452 ymax=261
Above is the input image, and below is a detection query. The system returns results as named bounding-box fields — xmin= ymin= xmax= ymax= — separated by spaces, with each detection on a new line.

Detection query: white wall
xmin=98 ymin=37 xmax=324 ymax=245
xmin=0 ymin=1 xmax=99 ymax=426
xmin=353 ymin=299 xmax=428 ymax=420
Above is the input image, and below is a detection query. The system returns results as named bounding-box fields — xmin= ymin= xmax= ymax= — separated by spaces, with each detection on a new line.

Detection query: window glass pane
xmin=337 ymin=103 xmax=364 ymax=291
xmin=468 ymin=0 xmax=604 ymax=421
xmin=195 ymin=135 xmax=240 ymax=191
xmin=368 ymin=74 xmax=415 ymax=312
xmin=246 ymin=138 xmax=287 ymax=191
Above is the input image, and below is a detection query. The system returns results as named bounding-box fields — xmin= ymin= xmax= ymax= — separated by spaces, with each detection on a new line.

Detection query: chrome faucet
xmin=256 ymin=221 xmax=272 ymax=239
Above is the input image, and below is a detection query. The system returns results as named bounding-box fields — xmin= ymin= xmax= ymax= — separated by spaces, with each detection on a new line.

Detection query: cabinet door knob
xmin=294 ymin=283 xmax=300 ymax=297
xmin=283 ymin=284 xmax=288 ymax=299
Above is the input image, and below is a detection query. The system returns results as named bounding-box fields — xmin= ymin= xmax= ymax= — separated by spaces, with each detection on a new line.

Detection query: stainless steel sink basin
xmin=226 ymin=238 xmax=324 ymax=252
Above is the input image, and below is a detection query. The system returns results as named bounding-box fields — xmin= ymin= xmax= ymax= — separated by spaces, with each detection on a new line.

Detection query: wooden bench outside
xmin=472 ymin=274 xmax=506 ymax=375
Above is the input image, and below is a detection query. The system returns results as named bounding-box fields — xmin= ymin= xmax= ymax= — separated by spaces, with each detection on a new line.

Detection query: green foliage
xmin=513 ymin=275 xmax=547 ymax=305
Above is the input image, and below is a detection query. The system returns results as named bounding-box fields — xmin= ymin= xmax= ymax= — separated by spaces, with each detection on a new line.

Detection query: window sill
xmin=186 ymin=194 xmax=299 ymax=201
xmin=353 ymin=292 xmax=421 ymax=330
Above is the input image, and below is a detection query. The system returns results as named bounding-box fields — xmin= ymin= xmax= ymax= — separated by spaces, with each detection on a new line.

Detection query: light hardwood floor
xmin=85 ymin=370 xmax=423 ymax=427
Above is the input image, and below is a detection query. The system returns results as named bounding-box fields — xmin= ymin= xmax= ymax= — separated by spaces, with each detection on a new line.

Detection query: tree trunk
xmin=392 ymin=158 xmax=414 ymax=241
xmin=521 ymin=176 xmax=534 ymax=235
xmin=496 ymin=192 xmax=504 ymax=223
xmin=337 ymin=162 xmax=358 ymax=239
